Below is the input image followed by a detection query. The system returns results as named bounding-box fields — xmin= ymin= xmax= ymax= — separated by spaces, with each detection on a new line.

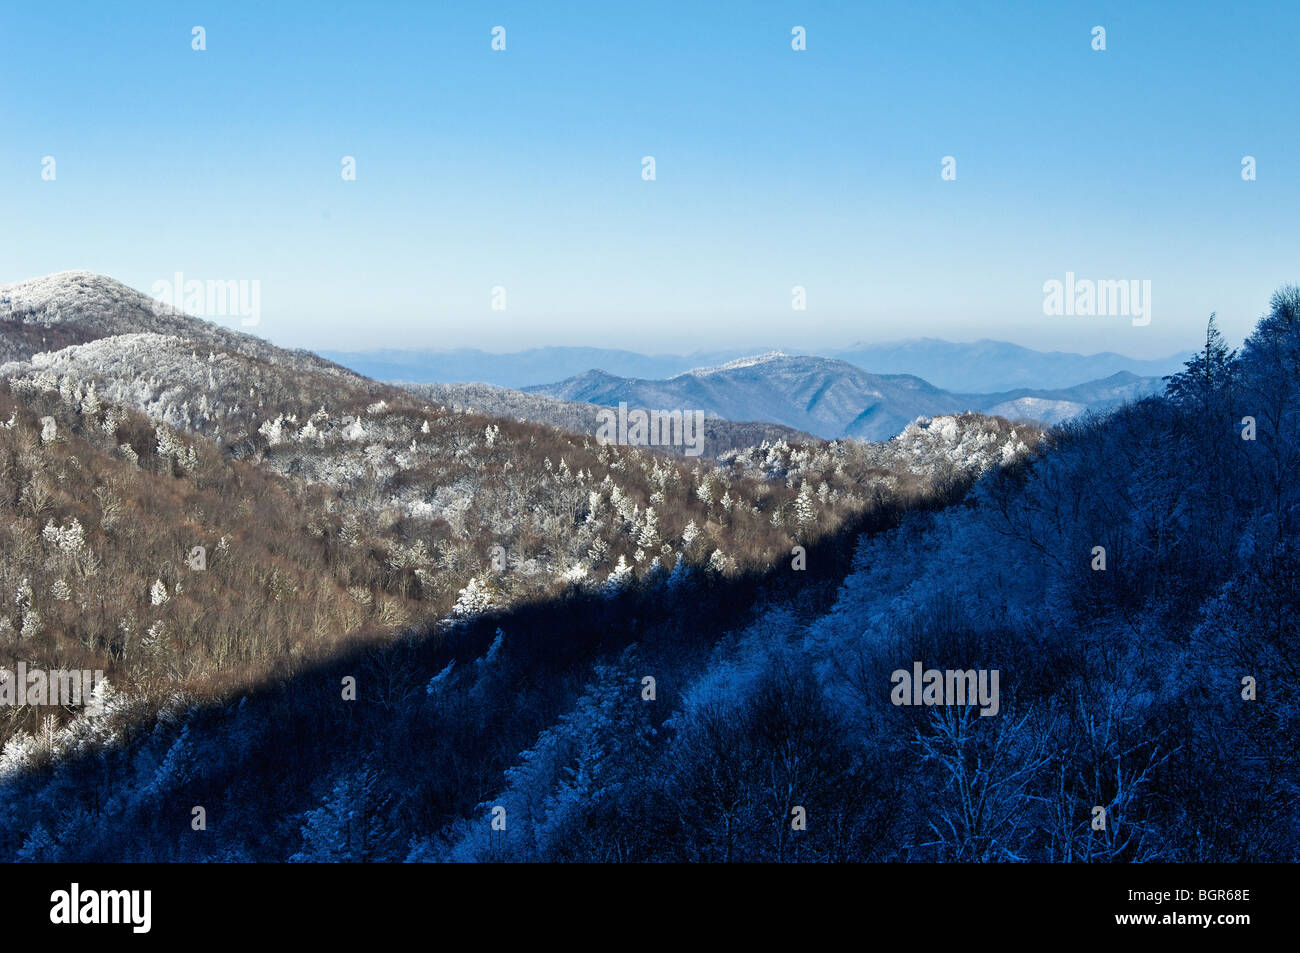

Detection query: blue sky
xmin=2 ymin=0 xmax=1296 ymax=357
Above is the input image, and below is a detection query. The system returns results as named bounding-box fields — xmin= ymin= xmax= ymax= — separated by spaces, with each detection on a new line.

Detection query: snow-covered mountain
xmin=527 ymin=354 xmax=1164 ymax=440
xmin=0 ymin=271 xmax=353 ymax=380
xmin=526 ymin=356 xmax=963 ymax=441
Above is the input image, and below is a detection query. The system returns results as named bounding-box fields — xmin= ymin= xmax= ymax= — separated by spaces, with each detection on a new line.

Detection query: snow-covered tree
xmin=452 ymin=575 xmax=501 ymax=618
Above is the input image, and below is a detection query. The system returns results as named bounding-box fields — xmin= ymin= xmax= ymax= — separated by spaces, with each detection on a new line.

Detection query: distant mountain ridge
xmin=526 ymin=357 xmax=952 ymax=441
xmin=526 ymin=355 xmax=1165 ymax=441
xmin=320 ymin=346 xmax=757 ymax=389
xmin=324 ymin=339 xmax=1191 ymax=393
xmin=827 ymin=338 xmax=1192 ymax=392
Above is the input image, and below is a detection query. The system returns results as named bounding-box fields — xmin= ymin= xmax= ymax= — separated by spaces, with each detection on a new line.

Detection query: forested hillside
xmin=1 ymin=275 xmax=1027 ymax=672
xmin=0 ymin=275 xmax=1293 ymax=862
xmin=0 ymin=273 xmax=1046 ymax=860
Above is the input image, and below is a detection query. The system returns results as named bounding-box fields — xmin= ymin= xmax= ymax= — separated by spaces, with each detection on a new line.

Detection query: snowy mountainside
xmin=0 ymin=272 xmax=1037 ymax=675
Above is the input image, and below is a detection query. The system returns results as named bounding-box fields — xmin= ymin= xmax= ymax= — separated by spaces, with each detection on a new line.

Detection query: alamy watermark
xmin=890 ymin=661 xmax=1000 ymax=716
xmin=151 ymin=272 xmax=260 ymax=326
xmin=50 ymin=883 xmax=151 ymax=933
xmin=595 ymin=403 xmax=706 ymax=457
xmin=1042 ymin=272 xmax=1151 ymax=326
xmin=0 ymin=663 xmax=106 ymax=713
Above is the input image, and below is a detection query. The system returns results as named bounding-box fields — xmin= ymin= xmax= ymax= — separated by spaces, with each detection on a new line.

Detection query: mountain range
xmin=0 ymin=271 xmax=1171 ymax=449
xmin=825 ymin=338 xmax=1191 ymax=392
xmin=523 ymin=352 xmax=1164 ymax=441
xmin=319 ymin=346 xmax=754 ymax=390
xmin=323 ymin=339 xmax=1191 ymax=394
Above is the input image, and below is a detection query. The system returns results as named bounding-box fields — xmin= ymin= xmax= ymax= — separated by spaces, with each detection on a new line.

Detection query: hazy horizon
xmin=318 ymin=337 xmax=1196 ymax=362
xmin=1 ymin=269 xmax=1203 ymax=364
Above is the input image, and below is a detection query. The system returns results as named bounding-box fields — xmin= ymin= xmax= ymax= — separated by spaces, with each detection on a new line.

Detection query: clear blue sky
xmin=2 ymin=0 xmax=1295 ymax=357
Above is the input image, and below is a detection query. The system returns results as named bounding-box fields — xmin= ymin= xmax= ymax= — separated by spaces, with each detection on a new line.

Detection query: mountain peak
xmin=681 ymin=351 xmax=790 ymax=377
xmin=3 ymin=269 xmax=136 ymax=302
xmin=0 ymin=270 xmax=272 ymax=368
xmin=0 ymin=271 xmax=170 ymax=328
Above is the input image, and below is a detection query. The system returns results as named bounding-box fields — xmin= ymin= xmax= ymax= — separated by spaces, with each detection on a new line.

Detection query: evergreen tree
xmin=1165 ymin=313 xmax=1237 ymax=412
